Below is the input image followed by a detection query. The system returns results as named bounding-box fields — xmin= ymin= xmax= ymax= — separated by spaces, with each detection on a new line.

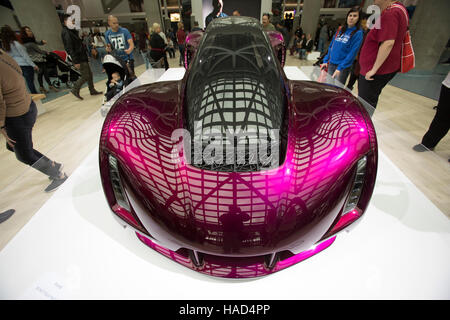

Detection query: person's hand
xmin=365 ymin=69 xmax=376 ymax=81
xmin=124 ymin=47 xmax=133 ymax=55
xmin=106 ymin=44 xmax=112 ymax=52
xmin=42 ymin=40 xmax=47 ymax=45
xmin=320 ymin=63 xmax=327 ymax=70
xmin=1 ymin=127 xmax=16 ymax=148
xmin=33 ymin=65 xmax=39 ymax=71
xmin=332 ymin=69 xmax=340 ymax=79
xmin=74 ymin=64 xmax=81 ymax=69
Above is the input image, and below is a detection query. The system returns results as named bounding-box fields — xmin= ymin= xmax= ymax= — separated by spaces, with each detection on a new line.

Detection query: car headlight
xmin=343 ymin=155 xmax=367 ymax=213
xmin=108 ymin=154 xmax=131 ymax=211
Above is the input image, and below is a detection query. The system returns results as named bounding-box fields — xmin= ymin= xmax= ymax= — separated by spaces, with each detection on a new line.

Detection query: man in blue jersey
xmin=105 ymin=15 xmax=135 ymax=73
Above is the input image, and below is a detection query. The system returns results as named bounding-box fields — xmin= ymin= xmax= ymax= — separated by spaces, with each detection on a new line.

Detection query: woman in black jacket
xmin=149 ymin=23 xmax=169 ymax=70
xmin=20 ymin=26 xmax=58 ymax=93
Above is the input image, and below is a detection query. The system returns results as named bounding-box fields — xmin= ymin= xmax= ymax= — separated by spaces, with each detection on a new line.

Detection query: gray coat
xmin=23 ymin=41 xmax=47 ymax=63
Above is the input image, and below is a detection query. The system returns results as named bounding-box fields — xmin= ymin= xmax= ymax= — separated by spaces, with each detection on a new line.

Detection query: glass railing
xmin=299 ymin=65 xmax=449 ymax=217
xmin=0 ymin=67 xmax=167 ymax=250
xmin=0 ymin=64 xmax=448 ymax=252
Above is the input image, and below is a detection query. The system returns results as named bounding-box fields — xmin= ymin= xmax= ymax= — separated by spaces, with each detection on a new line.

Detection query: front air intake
xmin=343 ymin=155 xmax=367 ymax=214
xmin=108 ymin=154 xmax=131 ymax=211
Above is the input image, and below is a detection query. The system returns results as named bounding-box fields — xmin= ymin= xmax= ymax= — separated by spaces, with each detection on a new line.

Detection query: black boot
xmin=71 ymin=90 xmax=83 ymax=100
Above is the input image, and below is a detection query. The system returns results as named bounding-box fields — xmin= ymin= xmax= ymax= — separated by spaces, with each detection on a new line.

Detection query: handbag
xmin=318 ymin=69 xmax=329 ymax=83
xmin=390 ymin=3 xmax=415 ymax=73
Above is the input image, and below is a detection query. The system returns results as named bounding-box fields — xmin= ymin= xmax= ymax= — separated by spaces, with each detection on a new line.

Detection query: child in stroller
xmin=102 ymin=53 xmax=135 ymax=102
xmin=106 ymin=71 xmax=124 ymax=101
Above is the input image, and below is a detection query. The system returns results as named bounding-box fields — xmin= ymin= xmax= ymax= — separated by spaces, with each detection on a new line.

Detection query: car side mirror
xmin=266 ymin=31 xmax=286 ymax=68
xmin=184 ymin=31 xmax=204 ymax=70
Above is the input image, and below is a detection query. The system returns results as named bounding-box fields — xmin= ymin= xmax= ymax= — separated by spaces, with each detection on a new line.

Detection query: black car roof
xmin=185 ymin=16 xmax=285 ymax=172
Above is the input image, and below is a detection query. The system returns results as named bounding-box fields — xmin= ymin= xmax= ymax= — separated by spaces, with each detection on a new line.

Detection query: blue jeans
xmin=299 ymin=49 xmax=307 ymax=60
xmin=327 ymin=63 xmax=350 ymax=87
xmin=20 ymin=66 xmax=38 ymax=94
xmin=318 ymin=38 xmax=326 ymax=55
xmin=140 ymin=50 xmax=150 ymax=69
xmin=96 ymin=46 xmax=107 ymax=62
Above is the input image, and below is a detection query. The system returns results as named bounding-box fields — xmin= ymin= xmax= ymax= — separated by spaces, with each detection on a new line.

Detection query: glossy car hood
xmin=101 ymin=79 xmax=371 ymax=257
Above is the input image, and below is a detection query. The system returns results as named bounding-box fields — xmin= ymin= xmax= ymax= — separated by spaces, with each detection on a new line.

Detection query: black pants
xmin=163 ymin=54 xmax=169 ymax=70
xmin=150 ymin=51 xmax=169 ymax=70
xmin=421 ymin=84 xmax=450 ymax=148
xmin=347 ymin=72 xmax=358 ymax=90
xmin=178 ymin=44 xmax=185 ymax=66
xmin=35 ymin=61 xmax=52 ymax=88
xmin=5 ymin=101 xmax=60 ymax=178
xmin=358 ymin=72 xmax=397 ymax=109
xmin=167 ymin=47 xmax=175 ymax=58
xmin=20 ymin=65 xmax=38 ymax=94
xmin=127 ymin=59 xmax=135 ymax=74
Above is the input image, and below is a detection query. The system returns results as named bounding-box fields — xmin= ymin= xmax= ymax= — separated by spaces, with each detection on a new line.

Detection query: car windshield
xmin=185 ymin=18 xmax=285 ymax=172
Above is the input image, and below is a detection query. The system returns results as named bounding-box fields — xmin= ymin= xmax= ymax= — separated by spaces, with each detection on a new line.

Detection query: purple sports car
xmin=99 ymin=17 xmax=377 ymax=278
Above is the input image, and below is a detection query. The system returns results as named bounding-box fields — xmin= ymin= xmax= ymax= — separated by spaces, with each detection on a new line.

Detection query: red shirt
xmin=177 ymin=29 xmax=186 ymax=45
xmin=359 ymin=2 xmax=408 ymax=76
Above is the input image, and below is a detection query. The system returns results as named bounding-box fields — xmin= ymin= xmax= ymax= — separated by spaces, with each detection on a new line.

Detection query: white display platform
xmin=1 ymin=68 xmax=449 ymax=300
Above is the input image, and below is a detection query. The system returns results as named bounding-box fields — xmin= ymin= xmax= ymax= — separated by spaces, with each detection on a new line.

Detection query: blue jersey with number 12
xmin=105 ymin=27 xmax=134 ymax=61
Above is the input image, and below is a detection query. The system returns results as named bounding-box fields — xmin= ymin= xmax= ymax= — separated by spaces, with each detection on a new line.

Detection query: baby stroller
xmin=46 ymin=51 xmax=81 ymax=89
xmin=102 ymin=53 xmax=135 ymax=103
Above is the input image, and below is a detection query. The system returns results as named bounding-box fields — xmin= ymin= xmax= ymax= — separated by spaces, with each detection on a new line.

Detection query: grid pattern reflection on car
xmin=186 ymin=17 xmax=284 ymax=172
xmin=190 ymin=76 xmax=280 ymax=172
xmin=106 ymin=91 xmax=369 ymax=255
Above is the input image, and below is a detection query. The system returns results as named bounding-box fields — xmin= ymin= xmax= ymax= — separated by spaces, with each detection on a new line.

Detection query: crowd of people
xmin=0 ymin=0 xmax=448 ymax=218
xmin=0 ymin=25 xmax=54 ymax=95
xmin=0 ymin=12 xmax=196 ymax=200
